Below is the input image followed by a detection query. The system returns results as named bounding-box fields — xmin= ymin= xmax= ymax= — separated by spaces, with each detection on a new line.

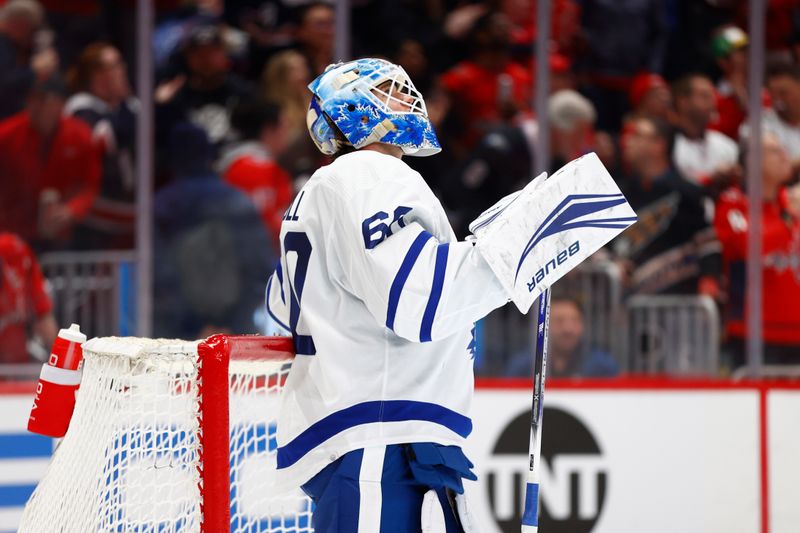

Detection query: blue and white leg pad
xmin=421 ymin=490 xmax=477 ymax=533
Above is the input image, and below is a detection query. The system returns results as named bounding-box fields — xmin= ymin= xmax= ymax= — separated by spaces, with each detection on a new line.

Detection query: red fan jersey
xmin=0 ymin=233 xmax=53 ymax=363
xmin=710 ymin=84 xmax=771 ymax=141
xmin=0 ymin=111 xmax=101 ymax=242
xmin=219 ymin=142 xmax=293 ymax=249
xmin=714 ymin=187 xmax=800 ymax=345
xmin=440 ymin=61 xmax=532 ymax=148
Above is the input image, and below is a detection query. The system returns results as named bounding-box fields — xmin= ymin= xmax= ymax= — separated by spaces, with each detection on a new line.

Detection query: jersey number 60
xmin=283 ymin=232 xmax=316 ymax=355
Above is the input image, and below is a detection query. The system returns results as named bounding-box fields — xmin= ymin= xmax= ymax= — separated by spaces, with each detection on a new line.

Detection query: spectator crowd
xmin=0 ymin=0 xmax=798 ymax=372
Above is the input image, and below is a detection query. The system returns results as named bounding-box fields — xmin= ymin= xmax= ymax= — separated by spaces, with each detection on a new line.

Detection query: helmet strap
xmin=360 ymin=118 xmax=396 ymax=147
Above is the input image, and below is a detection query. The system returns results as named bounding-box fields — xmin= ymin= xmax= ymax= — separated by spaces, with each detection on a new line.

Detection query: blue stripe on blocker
xmin=276 ymin=400 xmax=472 ymax=469
xmin=386 ymin=231 xmax=434 ymax=331
xmin=420 ymin=243 xmax=449 ymax=342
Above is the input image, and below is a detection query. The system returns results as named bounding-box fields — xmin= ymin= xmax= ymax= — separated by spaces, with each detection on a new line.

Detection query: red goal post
xmin=198 ymin=335 xmax=295 ymax=532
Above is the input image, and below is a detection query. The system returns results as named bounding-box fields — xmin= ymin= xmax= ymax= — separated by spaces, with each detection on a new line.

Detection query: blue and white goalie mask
xmin=306 ymin=58 xmax=441 ymax=157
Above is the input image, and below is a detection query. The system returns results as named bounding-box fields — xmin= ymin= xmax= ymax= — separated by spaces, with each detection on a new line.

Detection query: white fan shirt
xmin=265 ymin=150 xmax=507 ymax=489
xmin=761 ymin=108 xmax=800 ymax=161
xmin=673 ymin=129 xmax=738 ymax=185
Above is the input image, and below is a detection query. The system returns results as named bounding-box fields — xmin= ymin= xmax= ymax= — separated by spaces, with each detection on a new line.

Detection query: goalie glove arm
xmin=319 ymin=182 xmax=508 ymax=343
xmin=362 ymin=222 xmax=507 ymax=342
xmin=469 ymin=153 xmax=637 ymax=314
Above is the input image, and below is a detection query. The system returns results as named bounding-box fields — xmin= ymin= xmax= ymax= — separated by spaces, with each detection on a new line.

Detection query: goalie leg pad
xmin=303 ymin=444 xmax=478 ymax=532
xmin=420 ymin=489 xmax=478 ymax=533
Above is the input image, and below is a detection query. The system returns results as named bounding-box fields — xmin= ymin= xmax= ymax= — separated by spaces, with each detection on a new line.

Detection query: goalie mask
xmin=306 ymin=58 xmax=441 ymax=156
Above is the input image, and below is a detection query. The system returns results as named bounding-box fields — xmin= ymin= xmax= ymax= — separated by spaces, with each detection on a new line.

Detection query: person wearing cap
xmin=0 ymin=0 xmax=58 ymax=120
xmin=155 ymin=23 xmax=254 ymax=150
xmin=710 ymin=25 xmax=763 ymax=141
xmin=628 ymin=71 xmax=671 ymax=122
xmin=0 ymin=77 xmax=101 ymax=250
xmin=0 ymin=232 xmax=57 ymax=364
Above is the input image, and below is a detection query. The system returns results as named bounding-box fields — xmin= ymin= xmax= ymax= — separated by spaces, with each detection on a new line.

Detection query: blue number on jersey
xmin=361 ymin=206 xmax=412 ymax=249
xmin=283 ymin=232 xmax=316 ymax=355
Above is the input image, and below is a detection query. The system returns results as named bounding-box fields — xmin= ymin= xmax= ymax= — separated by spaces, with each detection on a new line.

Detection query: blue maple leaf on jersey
xmin=467 ymin=324 xmax=477 ymax=360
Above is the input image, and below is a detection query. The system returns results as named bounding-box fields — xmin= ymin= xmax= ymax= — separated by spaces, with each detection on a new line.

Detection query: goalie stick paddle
xmin=521 ymin=287 xmax=551 ymax=533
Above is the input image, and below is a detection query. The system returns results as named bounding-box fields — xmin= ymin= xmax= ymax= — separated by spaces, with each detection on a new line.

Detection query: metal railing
xmin=477 ymin=260 xmax=624 ymax=375
xmin=731 ymin=365 xmax=800 ymax=380
xmin=39 ymin=250 xmax=137 ymax=339
xmin=476 ymin=302 xmax=533 ymax=376
xmin=557 ymin=260 xmax=624 ymax=358
xmin=0 ymin=363 xmax=42 ymax=380
xmin=626 ymin=295 xmax=720 ymax=375
xmin=1 ymin=250 xmax=135 ymax=379
xmin=2 ymin=253 xmax=736 ymax=380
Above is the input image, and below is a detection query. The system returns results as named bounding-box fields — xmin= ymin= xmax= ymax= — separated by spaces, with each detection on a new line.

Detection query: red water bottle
xmin=28 ymin=323 xmax=87 ymax=437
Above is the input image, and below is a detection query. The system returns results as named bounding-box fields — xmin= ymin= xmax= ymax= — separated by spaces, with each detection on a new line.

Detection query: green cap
xmin=712 ymin=26 xmax=749 ymax=59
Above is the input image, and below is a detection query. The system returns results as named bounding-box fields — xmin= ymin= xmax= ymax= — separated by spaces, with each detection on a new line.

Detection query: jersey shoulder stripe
xmin=420 ymin=243 xmax=450 ymax=342
xmin=386 ymin=229 xmax=434 ymax=330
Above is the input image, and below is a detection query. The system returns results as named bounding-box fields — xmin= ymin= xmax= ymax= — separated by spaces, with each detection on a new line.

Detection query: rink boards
xmin=466 ymin=379 xmax=799 ymax=533
xmin=0 ymin=379 xmax=797 ymax=533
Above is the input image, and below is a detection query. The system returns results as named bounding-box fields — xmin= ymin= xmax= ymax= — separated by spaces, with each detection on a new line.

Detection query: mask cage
xmin=362 ymin=68 xmax=427 ymax=117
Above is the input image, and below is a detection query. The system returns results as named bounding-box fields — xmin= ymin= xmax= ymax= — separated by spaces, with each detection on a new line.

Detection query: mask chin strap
xmin=324 ymin=113 xmax=353 ymax=153
xmin=358 ymin=118 xmax=396 ymax=147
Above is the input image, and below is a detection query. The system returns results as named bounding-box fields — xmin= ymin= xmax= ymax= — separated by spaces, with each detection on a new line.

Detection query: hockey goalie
xmin=264 ymin=57 xmax=636 ymax=532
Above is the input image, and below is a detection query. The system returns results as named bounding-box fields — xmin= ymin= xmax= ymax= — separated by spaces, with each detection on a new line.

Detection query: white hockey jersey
xmin=265 ymin=150 xmax=508 ymax=489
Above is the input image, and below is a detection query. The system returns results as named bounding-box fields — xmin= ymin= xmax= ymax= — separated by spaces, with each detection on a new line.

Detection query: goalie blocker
xmin=469 ymin=152 xmax=637 ymax=314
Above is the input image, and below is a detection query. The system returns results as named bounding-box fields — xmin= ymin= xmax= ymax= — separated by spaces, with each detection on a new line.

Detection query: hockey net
xmin=18 ymin=335 xmax=313 ymax=533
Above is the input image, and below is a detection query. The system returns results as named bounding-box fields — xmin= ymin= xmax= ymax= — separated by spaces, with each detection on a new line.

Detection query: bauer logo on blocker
xmin=526 ymin=240 xmax=581 ymax=292
xmin=485 ymin=407 xmax=608 ymax=533
xmin=515 ymin=193 xmax=636 ymax=285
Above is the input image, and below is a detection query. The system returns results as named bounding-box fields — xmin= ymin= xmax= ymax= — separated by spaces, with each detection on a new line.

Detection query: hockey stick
xmin=521 ymin=287 xmax=552 ymax=533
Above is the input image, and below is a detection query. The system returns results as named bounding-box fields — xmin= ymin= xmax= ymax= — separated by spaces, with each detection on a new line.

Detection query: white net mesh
xmin=228 ymin=360 xmax=312 ymax=532
xmin=18 ymin=337 xmax=312 ymax=533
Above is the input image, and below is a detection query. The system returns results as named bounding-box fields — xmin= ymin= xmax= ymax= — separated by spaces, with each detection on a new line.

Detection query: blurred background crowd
xmin=0 ymin=0 xmax=798 ymax=379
